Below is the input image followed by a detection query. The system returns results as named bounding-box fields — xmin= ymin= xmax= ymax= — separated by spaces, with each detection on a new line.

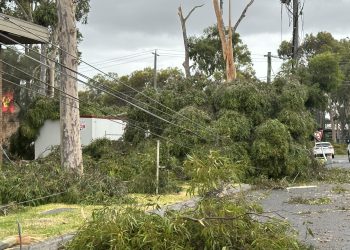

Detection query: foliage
xmin=184 ymin=151 xmax=240 ymax=196
xmin=9 ymin=97 xmax=59 ymax=159
xmin=288 ymin=196 xmax=332 ymax=205
xmin=67 ymin=198 xmax=304 ymax=250
xmin=163 ymin=106 xmax=211 ymax=158
xmin=33 ymin=1 xmax=57 ymax=26
xmin=189 ymin=26 xmax=254 ymax=78
xmin=278 ymin=110 xmax=314 ymax=143
xmin=213 ymin=80 xmax=272 ymax=125
xmin=308 ymin=52 xmax=343 ymax=93
xmin=0 ymin=148 xmax=128 ymax=208
xmin=83 ymin=139 xmax=181 ymax=194
xmin=213 ymin=110 xmax=252 ymax=143
xmin=252 ymin=119 xmax=291 ymax=178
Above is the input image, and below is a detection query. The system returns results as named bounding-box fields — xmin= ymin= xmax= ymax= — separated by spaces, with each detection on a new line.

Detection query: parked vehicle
xmin=313 ymin=142 xmax=335 ymax=159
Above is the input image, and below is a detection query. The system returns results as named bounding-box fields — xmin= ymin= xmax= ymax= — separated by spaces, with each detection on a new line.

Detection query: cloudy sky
xmin=77 ymin=0 xmax=350 ymax=80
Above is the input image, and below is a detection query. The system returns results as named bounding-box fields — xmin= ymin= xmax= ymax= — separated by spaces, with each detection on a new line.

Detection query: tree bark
xmin=212 ymin=0 xmax=236 ymax=82
xmin=40 ymin=44 xmax=47 ymax=95
xmin=56 ymin=0 xmax=83 ymax=174
xmin=48 ymin=26 xmax=59 ymax=98
xmin=178 ymin=4 xmax=204 ymax=78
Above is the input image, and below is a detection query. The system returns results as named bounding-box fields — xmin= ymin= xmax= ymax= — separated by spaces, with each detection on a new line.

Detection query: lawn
xmin=0 ymin=189 xmax=190 ymax=241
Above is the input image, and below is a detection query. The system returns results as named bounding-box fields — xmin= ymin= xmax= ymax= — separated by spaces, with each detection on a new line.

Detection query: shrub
xmin=278 ymin=109 xmax=315 ymax=143
xmin=67 ymin=198 xmax=304 ymax=250
xmin=252 ymin=119 xmax=291 ymax=178
xmin=213 ymin=81 xmax=272 ymax=125
xmin=184 ymin=151 xmax=240 ymax=196
xmin=213 ymin=110 xmax=253 ymax=142
xmin=0 ymin=149 xmax=128 ymax=210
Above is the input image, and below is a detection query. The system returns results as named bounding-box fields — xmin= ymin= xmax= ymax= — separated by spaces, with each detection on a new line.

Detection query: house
xmin=35 ymin=116 xmax=126 ymax=159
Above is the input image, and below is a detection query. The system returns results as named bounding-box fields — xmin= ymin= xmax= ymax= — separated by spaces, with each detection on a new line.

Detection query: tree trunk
xmin=212 ymin=0 xmax=236 ymax=82
xmin=48 ymin=26 xmax=59 ymax=98
xmin=40 ymin=44 xmax=47 ymax=95
xmin=56 ymin=0 xmax=83 ymax=174
xmin=330 ymin=104 xmax=337 ymax=143
xmin=178 ymin=4 xmax=204 ymax=78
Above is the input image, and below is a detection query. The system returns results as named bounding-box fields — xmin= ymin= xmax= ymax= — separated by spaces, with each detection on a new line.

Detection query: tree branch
xmin=184 ymin=4 xmax=205 ymax=21
xmin=233 ymin=0 xmax=255 ymax=33
xmin=13 ymin=0 xmax=31 ymax=21
xmin=181 ymin=211 xmax=285 ymax=226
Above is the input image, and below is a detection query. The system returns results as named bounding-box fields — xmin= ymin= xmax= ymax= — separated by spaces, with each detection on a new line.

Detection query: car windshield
xmin=315 ymin=143 xmax=331 ymax=147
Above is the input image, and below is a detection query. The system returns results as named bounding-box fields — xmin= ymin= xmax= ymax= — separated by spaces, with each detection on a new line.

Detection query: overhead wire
xmin=0 ymin=14 xmax=210 ymax=134
xmin=2 ymin=63 xmax=200 ymax=140
xmin=0 ymin=37 xmax=208 ymax=141
xmin=78 ymin=50 xmax=154 ymax=69
xmin=1 ymin=68 xmax=193 ymax=151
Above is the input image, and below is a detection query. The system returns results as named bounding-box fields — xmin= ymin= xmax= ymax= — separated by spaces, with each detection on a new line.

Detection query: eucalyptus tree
xmin=278 ymin=32 xmax=350 ymax=141
xmin=188 ymin=26 xmax=254 ymax=80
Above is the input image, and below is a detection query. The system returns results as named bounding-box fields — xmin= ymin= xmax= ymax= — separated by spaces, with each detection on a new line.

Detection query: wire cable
xmin=1 ymin=69 xmax=194 ymax=151
xmin=0 ymin=39 xmax=208 ymax=141
xmin=0 ymin=14 xmax=210 ymax=134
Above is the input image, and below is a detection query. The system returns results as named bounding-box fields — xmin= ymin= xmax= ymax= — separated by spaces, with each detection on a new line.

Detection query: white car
xmin=313 ymin=142 xmax=335 ymax=159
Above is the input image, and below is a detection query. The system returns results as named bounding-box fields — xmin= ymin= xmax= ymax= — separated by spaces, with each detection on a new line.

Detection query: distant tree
xmin=178 ymin=4 xmax=204 ymax=78
xmin=189 ymin=26 xmax=254 ymax=80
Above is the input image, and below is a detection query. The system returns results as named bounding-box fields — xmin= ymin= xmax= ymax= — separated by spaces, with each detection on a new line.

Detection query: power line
xmin=2 ymin=72 xmax=193 ymax=151
xmin=0 ymin=14 xmax=210 ymax=134
xmin=78 ymin=50 xmax=153 ymax=68
xmin=0 ymin=39 xmax=207 ymax=141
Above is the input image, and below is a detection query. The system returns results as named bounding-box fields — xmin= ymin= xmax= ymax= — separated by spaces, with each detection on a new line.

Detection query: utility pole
xmin=266 ymin=52 xmax=272 ymax=84
xmin=156 ymin=140 xmax=160 ymax=195
xmin=292 ymin=0 xmax=299 ymax=69
xmin=152 ymin=49 xmax=159 ymax=90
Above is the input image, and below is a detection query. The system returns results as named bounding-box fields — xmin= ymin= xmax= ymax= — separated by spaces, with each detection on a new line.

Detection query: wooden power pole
xmin=152 ymin=49 xmax=159 ymax=90
xmin=266 ymin=52 xmax=272 ymax=84
xmin=292 ymin=0 xmax=299 ymax=69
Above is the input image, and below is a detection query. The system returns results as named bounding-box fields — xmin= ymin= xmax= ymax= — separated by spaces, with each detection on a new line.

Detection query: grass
xmin=331 ymin=185 xmax=348 ymax=194
xmin=0 ymin=190 xmax=190 ymax=241
xmin=0 ymin=204 xmax=99 ymax=240
xmin=288 ymin=196 xmax=332 ymax=205
xmin=333 ymin=143 xmax=348 ymax=155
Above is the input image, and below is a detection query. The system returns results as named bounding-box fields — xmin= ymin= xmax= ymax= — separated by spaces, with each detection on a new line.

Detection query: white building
xmin=35 ymin=116 xmax=126 ymax=159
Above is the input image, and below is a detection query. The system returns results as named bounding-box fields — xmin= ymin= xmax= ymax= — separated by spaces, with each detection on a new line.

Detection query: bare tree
xmin=213 ymin=0 xmax=255 ymax=82
xmin=56 ymin=0 xmax=83 ymax=174
xmin=213 ymin=0 xmax=236 ymax=82
xmin=178 ymin=4 xmax=204 ymax=78
xmin=233 ymin=0 xmax=254 ymax=33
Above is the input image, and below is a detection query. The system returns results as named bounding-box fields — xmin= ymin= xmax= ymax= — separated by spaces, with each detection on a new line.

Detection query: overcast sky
xmin=77 ymin=0 xmax=350 ymax=81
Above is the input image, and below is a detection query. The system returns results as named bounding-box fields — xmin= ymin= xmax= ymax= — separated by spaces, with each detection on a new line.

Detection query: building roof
xmin=0 ymin=13 xmax=49 ymax=44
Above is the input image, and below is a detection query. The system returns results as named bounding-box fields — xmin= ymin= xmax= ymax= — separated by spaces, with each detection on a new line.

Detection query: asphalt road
xmin=249 ymin=155 xmax=350 ymax=249
xmin=326 ymin=155 xmax=350 ymax=169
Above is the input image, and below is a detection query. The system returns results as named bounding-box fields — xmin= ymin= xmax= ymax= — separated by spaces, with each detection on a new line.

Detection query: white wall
xmin=35 ymin=118 xmax=126 ymax=159
xmin=91 ymin=118 xmax=126 ymax=141
xmin=35 ymin=120 xmax=60 ymax=159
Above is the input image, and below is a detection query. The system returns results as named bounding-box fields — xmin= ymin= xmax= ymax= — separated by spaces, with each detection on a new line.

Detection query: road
xmin=326 ymin=154 xmax=350 ymax=169
xmin=249 ymin=155 xmax=350 ymax=249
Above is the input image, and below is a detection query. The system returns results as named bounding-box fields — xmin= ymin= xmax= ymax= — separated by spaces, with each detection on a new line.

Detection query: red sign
xmin=314 ymin=130 xmax=323 ymax=142
xmin=2 ymin=92 xmax=15 ymax=113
